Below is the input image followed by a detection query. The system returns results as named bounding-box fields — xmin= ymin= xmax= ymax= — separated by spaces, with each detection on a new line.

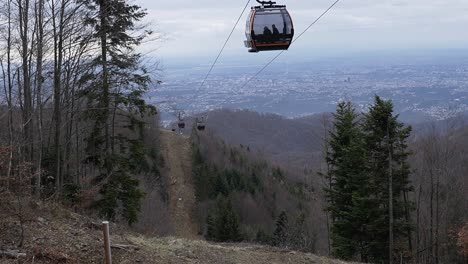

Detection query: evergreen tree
xmin=273 ymin=211 xmax=289 ymax=247
xmin=289 ymin=212 xmax=312 ymax=251
xmin=323 ymin=102 xmax=371 ymax=261
xmin=224 ymin=200 xmax=242 ymax=242
xmin=206 ymin=213 xmax=216 ymax=241
xmin=205 ymin=196 xmax=242 ymax=242
xmin=78 ymin=0 xmax=157 ymax=224
xmin=98 ymin=172 xmax=145 ymax=225
xmin=362 ymin=96 xmax=413 ymax=263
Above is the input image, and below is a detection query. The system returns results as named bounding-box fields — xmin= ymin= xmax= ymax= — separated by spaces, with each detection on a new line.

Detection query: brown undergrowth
xmin=0 ymin=201 xmax=359 ymax=264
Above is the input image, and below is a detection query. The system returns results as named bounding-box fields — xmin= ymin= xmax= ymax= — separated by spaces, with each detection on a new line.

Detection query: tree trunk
xmin=19 ymin=0 xmax=33 ymax=163
xmin=3 ymin=0 xmax=13 ymax=190
xmin=100 ymin=0 xmax=111 ymax=174
xmin=435 ymin=171 xmax=440 ymax=264
xmin=35 ymin=0 xmax=45 ymax=197
xmin=416 ymin=184 xmax=422 ymax=264
xmin=52 ymin=0 xmax=66 ymax=191
xmin=430 ymin=167 xmax=434 ymax=264
xmin=388 ymin=120 xmax=394 ymax=264
xmin=403 ymin=190 xmax=413 ymax=253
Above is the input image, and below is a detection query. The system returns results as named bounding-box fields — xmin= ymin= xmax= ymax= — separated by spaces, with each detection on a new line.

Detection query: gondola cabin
xmin=197 ymin=120 xmax=205 ymax=131
xmin=245 ymin=1 xmax=294 ymax=53
xmin=197 ymin=123 xmax=206 ymax=131
xmin=196 ymin=118 xmax=206 ymax=131
xmin=177 ymin=111 xmax=185 ymax=129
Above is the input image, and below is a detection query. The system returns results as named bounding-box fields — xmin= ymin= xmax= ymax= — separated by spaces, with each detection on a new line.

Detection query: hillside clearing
xmin=0 ymin=202 xmax=358 ymax=264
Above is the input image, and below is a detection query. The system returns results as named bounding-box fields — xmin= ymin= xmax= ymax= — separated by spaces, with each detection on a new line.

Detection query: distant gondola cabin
xmin=245 ymin=1 xmax=294 ymax=53
xmin=197 ymin=122 xmax=206 ymax=131
xmin=196 ymin=117 xmax=206 ymax=131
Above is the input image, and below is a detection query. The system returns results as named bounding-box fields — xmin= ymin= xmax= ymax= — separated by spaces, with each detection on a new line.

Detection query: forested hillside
xmin=0 ymin=0 xmax=467 ymax=263
xmin=191 ymin=128 xmax=321 ymax=252
xmin=195 ymin=105 xmax=468 ymax=263
xmin=198 ymin=109 xmax=326 ymax=173
xmin=0 ymin=0 xmax=165 ymax=227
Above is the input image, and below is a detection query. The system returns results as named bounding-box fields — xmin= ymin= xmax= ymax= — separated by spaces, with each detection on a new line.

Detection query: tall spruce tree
xmin=324 ymin=102 xmax=371 ymax=261
xmin=79 ymin=0 xmax=157 ymax=224
xmin=362 ymin=96 xmax=413 ymax=263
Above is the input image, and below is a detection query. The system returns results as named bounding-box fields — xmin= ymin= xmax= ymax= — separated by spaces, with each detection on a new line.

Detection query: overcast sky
xmin=135 ymin=0 xmax=468 ymax=64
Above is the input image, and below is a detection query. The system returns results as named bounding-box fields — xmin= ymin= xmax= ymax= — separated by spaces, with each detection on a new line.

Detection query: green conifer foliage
xmin=78 ymin=0 xmax=158 ymax=224
xmin=362 ymin=96 xmax=413 ymax=263
xmin=205 ymin=196 xmax=242 ymax=242
xmin=323 ymin=102 xmax=369 ymax=260
xmin=273 ymin=211 xmax=289 ymax=247
xmin=206 ymin=213 xmax=216 ymax=241
xmin=324 ymin=98 xmax=414 ymax=263
xmin=289 ymin=212 xmax=315 ymax=252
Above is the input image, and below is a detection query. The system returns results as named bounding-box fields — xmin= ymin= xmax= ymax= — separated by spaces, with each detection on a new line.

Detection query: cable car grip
xmin=256 ymin=0 xmax=277 ymax=7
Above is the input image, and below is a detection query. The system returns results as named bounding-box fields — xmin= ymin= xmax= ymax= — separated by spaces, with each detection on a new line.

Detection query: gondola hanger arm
xmin=256 ymin=0 xmax=277 ymax=6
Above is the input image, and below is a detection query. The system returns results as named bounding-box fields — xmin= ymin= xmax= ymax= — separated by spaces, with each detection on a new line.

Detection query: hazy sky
xmin=135 ymin=0 xmax=468 ymax=63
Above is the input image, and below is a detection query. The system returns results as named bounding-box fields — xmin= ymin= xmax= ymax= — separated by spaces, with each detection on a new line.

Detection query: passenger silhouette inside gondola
xmin=263 ymin=26 xmax=272 ymax=35
xmin=272 ymin=24 xmax=280 ymax=41
xmin=263 ymin=26 xmax=272 ymax=42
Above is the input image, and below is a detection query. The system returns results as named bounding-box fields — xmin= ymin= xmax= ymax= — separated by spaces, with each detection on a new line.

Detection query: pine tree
xmin=206 ymin=213 xmax=216 ymax=241
xmin=224 ymin=200 xmax=242 ymax=242
xmin=362 ymin=96 xmax=413 ymax=263
xmin=323 ymin=102 xmax=370 ymax=261
xmin=289 ymin=212 xmax=314 ymax=251
xmin=78 ymin=0 xmax=157 ymax=224
xmin=206 ymin=196 xmax=242 ymax=242
xmin=273 ymin=211 xmax=289 ymax=247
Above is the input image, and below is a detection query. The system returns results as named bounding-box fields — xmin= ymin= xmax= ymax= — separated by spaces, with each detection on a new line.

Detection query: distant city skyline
xmin=136 ymin=0 xmax=468 ymax=64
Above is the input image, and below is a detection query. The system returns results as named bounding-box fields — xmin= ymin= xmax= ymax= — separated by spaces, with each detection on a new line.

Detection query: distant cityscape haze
xmin=149 ymin=49 xmax=468 ymax=125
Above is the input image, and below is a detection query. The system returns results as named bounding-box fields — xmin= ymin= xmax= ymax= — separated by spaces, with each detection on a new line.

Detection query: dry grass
xmin=0 ymin=201 xmax=359 ymax=264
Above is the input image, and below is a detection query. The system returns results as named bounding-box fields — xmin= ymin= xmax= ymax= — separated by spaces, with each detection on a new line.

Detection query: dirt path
xmin=159 ymin=130 xmax=199 ymax=239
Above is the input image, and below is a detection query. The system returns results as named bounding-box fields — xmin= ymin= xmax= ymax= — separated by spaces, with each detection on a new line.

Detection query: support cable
xmin=199 ymin=0 xmax=251 ymax=89
xmin=239 ymin=0 xmax=342 ymax=90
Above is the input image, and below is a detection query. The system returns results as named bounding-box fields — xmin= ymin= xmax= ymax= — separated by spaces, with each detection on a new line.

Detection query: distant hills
xmin=178 ymin=108 xmax=468 ymax=178
xmin=203 ymin=110 xmax=325 ymax=172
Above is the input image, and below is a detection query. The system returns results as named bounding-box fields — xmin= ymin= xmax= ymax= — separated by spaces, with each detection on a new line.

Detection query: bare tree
xmin=34 ymin=0 xmax=45 ymax=197
xmin=18 ymin=0 xmax=34 ymax=162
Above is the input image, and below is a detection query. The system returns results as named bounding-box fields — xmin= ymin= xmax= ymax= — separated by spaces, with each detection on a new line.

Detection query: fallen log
xmin=111 ymin=244 xmax=140 ymax=251
xmin=85 ymin=221 xmax=102 ymax=230
xmin=0 ymin=249 xmax=27 ymax=259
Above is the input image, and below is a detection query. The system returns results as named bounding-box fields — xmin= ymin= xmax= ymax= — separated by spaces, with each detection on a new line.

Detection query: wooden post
xmin=102 ymin=221 xmax=112 ymax=264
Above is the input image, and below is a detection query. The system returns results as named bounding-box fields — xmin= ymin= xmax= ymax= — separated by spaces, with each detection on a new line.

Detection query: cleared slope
xmin=159 ymin=130 xmax=199 ymax=239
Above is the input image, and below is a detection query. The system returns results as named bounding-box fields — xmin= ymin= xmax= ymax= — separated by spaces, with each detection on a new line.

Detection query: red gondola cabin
xmin=245 ymin=1 xmax=294 ymax=53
